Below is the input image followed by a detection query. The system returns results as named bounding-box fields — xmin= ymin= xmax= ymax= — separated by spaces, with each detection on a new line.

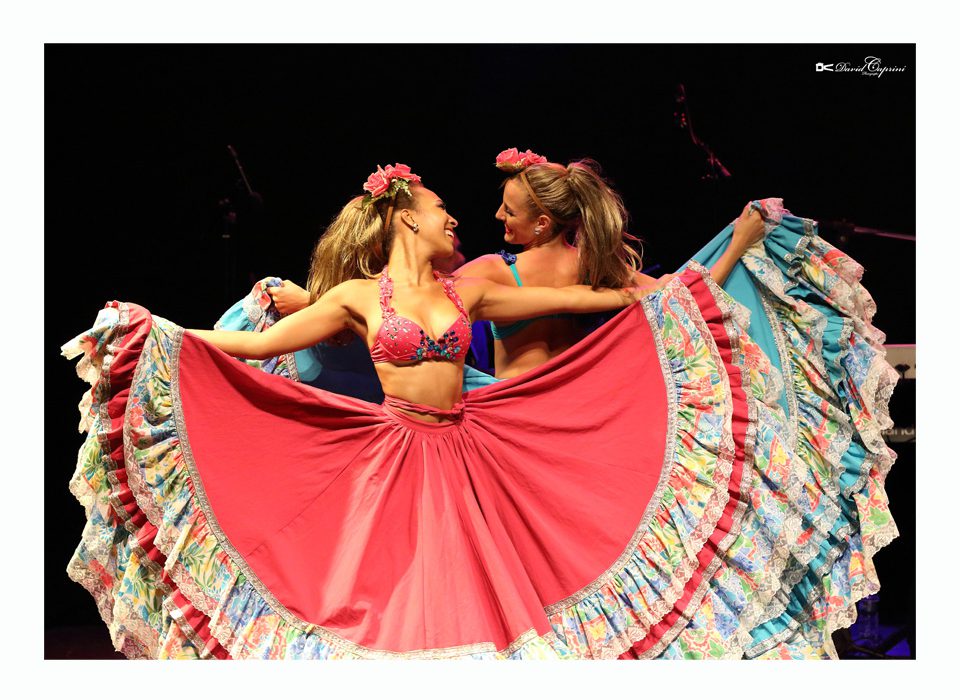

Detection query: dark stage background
xmin=45 ymin=44 xmax=916 ymax=658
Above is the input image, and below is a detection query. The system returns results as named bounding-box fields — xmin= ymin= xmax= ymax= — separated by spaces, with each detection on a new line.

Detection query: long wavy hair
xmin=511 ymin=159 xmax=643 ymax=288
xmin=305 ymin=186 xmax=419 ymax=304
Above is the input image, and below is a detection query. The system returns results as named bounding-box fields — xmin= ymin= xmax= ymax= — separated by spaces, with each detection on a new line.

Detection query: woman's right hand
xmin=731 ymin=202 xmax=766 ymax=251
xmin=707 ymin=203 xmax=766 ymax=286
xmin=267 ymin=280 xmax=312 ymax=316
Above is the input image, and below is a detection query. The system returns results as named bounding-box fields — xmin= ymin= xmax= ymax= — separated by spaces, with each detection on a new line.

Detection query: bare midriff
xmin=376 ymin=360 xmax=465 ymax=423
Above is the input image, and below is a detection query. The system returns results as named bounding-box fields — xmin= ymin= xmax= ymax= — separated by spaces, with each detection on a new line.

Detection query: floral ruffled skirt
xmin=61 ymin=199 xmax=898 ymax=659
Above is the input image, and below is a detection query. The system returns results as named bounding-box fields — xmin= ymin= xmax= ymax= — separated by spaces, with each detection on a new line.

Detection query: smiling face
xmin=495 ymin=178 xmax=546 ymax=246
xmin=403 ymin=186 xmax=459 ymax=258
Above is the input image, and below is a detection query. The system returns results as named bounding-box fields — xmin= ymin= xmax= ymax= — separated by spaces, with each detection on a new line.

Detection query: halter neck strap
xmin=377 ymin=268 xmax=395 ymax=315
xmin=378 ymin=267 xmax=466 ymax=318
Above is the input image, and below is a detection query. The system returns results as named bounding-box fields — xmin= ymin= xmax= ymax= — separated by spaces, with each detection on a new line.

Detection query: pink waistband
xmin=382 ymin=395 xmax=465 ymax=420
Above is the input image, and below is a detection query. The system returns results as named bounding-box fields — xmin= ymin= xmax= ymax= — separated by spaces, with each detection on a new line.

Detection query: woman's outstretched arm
xmin=710 ymin=203 xmax=767 ymax=286
xmin=189 ymin=280 xmax=361 ymax=358
xmin=461 ymin=274 xmax=674 ymax=324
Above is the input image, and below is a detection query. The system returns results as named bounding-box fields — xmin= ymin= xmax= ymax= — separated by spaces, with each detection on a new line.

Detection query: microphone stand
xmin=219 ymin=145 xmax=263 ymax=306
xmin=218 ymin=196 xmax=238 ymax=308
xmin=228 ymin=144 xmax=263 ymax=206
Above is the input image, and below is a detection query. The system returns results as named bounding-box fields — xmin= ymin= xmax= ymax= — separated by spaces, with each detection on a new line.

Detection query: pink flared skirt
xmin=63 ymin=256 xmax=899 ymax=659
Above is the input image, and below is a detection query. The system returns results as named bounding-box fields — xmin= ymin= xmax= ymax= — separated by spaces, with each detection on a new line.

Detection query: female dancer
xmin=63 ymin=164 xmax=897 ymax=660
xmin=212 ymin=194 xmax=474 ymax=401
xmin=445 ymin=150 xmax=900 ymax=662
xmin=455 ymin=148 xmax=655 ymax=378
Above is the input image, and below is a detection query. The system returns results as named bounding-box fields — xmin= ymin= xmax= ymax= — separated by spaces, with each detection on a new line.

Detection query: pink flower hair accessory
xmin=494 ymin=147 xmax=548 ymax=173
xmin=361 ymin=163 xmax=423 ymax=206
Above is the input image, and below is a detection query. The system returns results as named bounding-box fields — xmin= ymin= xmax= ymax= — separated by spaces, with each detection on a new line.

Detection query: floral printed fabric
xmin=667 ymin=200 xmax=900 ymax=658
xmin=735 ymin=213 xmax=899 ymax=658
xmin=214 ymin=277 xmax=300 ymax=381
xmin=61 ymin=203 xmax=898 ymax=659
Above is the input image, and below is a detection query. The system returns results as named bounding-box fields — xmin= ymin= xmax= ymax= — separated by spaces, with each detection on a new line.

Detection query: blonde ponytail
xmin=564 ymin=161 xmax=642 ymax=288
xmin=515 ymin=159 xmax=642 ymax=288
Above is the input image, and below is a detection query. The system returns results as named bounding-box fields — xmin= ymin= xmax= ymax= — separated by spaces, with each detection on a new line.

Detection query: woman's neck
xmin=386 ymin=241 xmax=437 ymax=286
xmin=522 ymin=233 xmax=575 ymax=254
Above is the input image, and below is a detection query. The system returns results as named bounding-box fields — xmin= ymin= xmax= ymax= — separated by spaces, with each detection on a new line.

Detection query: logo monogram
xmin=816 ymin=56 xmax=907 ymax=77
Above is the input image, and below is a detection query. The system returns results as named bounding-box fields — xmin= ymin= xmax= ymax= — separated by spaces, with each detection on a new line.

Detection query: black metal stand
xmin=217 ymin=145 xmax=263 ymax=307
xmin=218 ymin=197 xmax=238 ymax=307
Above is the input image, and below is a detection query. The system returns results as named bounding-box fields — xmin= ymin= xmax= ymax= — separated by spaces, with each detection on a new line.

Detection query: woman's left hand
xmin=267 ymin=280 xmax=311 ymax=316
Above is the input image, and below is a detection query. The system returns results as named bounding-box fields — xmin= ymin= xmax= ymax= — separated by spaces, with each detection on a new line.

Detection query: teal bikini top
xmin=489 ymin=250 xmax=571 ymax=340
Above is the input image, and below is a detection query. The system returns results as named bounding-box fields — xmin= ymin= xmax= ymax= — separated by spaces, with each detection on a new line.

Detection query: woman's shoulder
xmin=331 ymin=277 xmax=379 ymax=293
xmin=454 ymin=254 xmax=514 ymax=284
xmin=518 ymin=247 xmax=578 ymax=258
xmin=323 ymin=277 xmax=380 ymax=308
xmin=517 ymin=246 xmax=580 ymax=283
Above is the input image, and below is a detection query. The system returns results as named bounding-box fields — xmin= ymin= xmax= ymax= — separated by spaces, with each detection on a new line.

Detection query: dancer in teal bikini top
xmin=458 ymin=149 xmax=648 ymax=378
xmin=488 ymin=250 xmax=573 ymax=339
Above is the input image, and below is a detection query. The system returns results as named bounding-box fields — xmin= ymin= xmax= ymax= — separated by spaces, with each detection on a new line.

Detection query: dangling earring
xmin=534 ymin=226 xmax=543 ymax=236
xmin=412 ymin=223 xmax=420 ymax=233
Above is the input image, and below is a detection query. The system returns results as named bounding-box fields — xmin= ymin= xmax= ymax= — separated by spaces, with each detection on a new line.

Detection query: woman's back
xmin=466 ymin=151 xmax=643 ymax=379
xmin=489 ymin=245 xmax=584 ymax=378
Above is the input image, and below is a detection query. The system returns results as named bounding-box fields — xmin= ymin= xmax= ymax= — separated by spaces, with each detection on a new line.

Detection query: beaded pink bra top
xmin=369 ymin=268 xmax=472 ymax=365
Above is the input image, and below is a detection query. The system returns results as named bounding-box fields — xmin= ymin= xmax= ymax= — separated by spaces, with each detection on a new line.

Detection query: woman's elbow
xmin=247 ymin=335 xmax=274 ymax=360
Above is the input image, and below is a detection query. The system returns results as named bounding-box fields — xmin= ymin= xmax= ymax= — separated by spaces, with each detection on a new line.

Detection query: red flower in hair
xmin=382 ymin=163 xmax=421 ymax=183
xmin=495 ymin=148 xmax=521 ymax=167
xmin=362 ymin=163 xmax=423 ymax=202
xmin=522 ymin=149 xmax=547 ymax=166
xmin=363 ymin=167 xmax=391 ymax=197
xmin=495 ymin=147 xmax=547 ymax=172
